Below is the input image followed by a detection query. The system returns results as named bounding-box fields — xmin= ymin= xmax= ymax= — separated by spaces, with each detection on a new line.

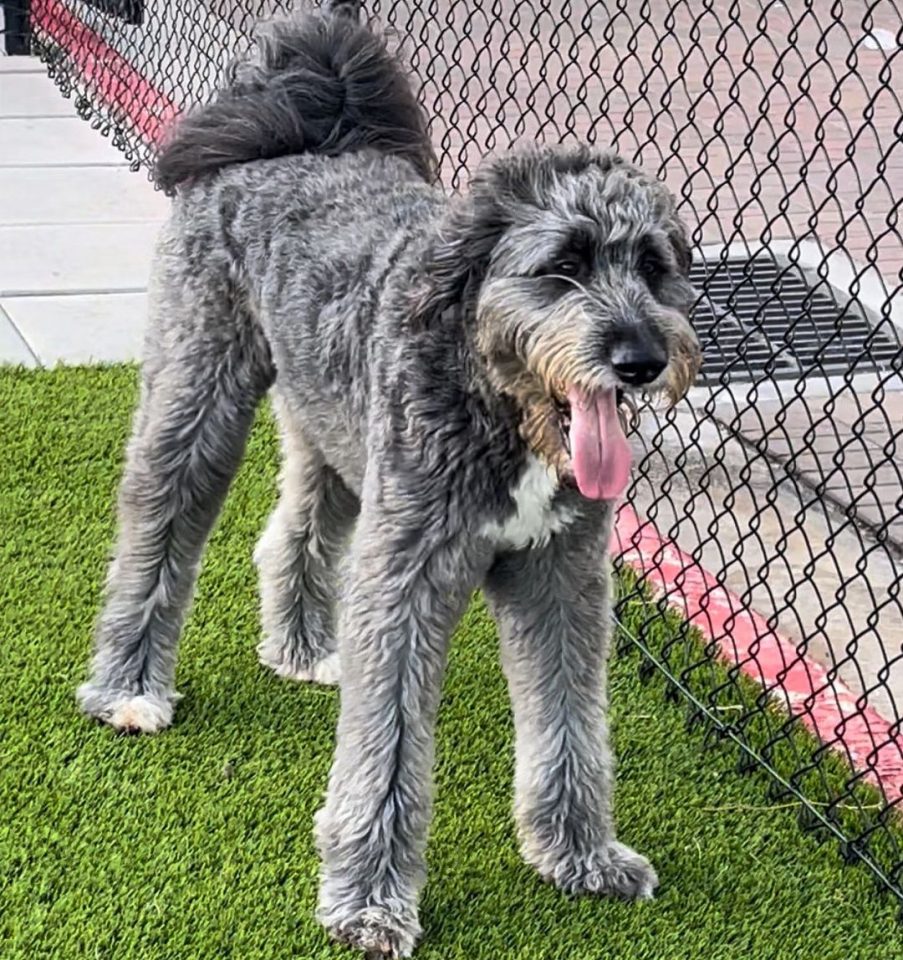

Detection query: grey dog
xmin=77 ymin=1 xmax=701 ymax=955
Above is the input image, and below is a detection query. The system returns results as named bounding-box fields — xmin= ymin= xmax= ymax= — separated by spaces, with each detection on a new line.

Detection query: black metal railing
xmin=23 ymin=0 xmax=903 ymax=907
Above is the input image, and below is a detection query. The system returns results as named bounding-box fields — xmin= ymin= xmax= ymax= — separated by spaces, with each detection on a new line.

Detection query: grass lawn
xmin=1 ymin=365 xmax=901 ymax=960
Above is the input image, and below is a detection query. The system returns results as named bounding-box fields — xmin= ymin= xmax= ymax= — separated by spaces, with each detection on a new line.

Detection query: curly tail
xmin=154 ymin=1 xmax=435 ymax=193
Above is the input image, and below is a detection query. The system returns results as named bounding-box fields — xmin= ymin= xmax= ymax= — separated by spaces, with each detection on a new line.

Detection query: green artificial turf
xmin=1 ymin=365 xmax=901 ymax=960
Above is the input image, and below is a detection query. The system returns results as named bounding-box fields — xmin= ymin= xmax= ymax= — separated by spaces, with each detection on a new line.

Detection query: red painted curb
xmin=614 ymin=503 xmax=903 ymax=800
xmin=31 ymin=0 xmax=178 ymax=145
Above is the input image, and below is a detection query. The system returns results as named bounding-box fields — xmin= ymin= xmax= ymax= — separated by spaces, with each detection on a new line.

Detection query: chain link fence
xmin=19 ymin=0 xmax=903 ymax=908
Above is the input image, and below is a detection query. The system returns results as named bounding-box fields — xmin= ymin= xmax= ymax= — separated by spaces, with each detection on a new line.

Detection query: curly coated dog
xmin=77 ymin=1 xmax=701 ymax=954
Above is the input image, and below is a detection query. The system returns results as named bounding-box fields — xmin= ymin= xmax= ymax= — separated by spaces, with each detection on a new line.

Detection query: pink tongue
xmin=567 ymin=388 xmax=632 ymax=500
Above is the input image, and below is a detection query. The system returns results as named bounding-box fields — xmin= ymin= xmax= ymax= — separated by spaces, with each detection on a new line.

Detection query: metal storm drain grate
xmin=690 ymin=255 xmax=903 ymax=385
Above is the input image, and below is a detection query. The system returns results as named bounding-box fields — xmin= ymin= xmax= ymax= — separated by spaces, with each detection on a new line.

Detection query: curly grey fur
xmin=78 ymin=5 xmax=700 ymax=956
xmin=154 ymin=1 xmax=435 ymax=193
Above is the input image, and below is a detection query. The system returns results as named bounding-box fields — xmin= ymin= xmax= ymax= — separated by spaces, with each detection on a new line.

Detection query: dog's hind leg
xmin=77 ymin=284 xmax=274 ymax=734
xmin=484 ymin=504 xmax=659 ymax=901
xmin=254 ymin=398 xmax=359 ymax=685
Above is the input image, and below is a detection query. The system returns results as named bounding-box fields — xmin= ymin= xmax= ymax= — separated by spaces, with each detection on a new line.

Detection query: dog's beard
xmin=533 ymin=296 xmax=634 ymax=499
xmin=477 ymin=283 xmax=698 ymax=501
xmin=477 ymin=290 xmax=636 ymax=500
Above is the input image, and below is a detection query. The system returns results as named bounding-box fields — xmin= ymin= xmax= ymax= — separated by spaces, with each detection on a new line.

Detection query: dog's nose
xmin=611 ymin=334 xmax=667 ymax=386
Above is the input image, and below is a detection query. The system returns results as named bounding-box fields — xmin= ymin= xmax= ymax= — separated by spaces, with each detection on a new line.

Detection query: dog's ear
xmin=410 ymin=194 xmax=508 ymax=328
xmin=410 ymin=145 xmax=606 ymax=328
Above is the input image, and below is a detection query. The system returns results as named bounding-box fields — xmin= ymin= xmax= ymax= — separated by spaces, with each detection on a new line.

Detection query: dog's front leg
xmin=484 ymin=502 xmax=659 ymax=901
xmin=314 ymin=481 xmax=488 ymax=958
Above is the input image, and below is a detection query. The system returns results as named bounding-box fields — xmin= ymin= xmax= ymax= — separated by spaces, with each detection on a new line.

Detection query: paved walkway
xmin=0 ymin=55 xmax=167 ymax=366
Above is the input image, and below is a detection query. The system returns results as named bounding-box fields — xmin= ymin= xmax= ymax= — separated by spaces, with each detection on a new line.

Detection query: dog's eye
xmin=551 ymin=255 xmax=585 ymax=278
xmin=639 ymin=251 xmax=665 ymax=287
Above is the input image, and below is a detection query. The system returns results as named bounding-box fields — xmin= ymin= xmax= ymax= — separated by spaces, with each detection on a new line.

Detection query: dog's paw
xmin=538 ymin=840 xmax=659 ymax=900
xmin=257 ymin=641 xmax=341 ymax=686
xmin=320 ymin=903 xmax=421 ymax=958
xmin=77 ymin=684 xmax=176 ymax=734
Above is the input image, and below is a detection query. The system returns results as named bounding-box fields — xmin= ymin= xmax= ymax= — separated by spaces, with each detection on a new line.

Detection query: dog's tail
xmin=154 ymin=0 xmax=435 ymax=193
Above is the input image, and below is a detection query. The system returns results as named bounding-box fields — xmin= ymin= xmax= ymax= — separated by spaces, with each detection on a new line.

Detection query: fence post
xmin=2 ymin=0 xmax=31 ymax=55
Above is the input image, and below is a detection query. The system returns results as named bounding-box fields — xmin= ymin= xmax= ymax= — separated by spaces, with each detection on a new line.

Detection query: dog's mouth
xmin=551 ymin=387 xmax=632 ymax=501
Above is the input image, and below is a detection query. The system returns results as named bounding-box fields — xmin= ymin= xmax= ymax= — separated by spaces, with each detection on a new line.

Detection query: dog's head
xmin=415 ymin=144 xmax=702 ymax=500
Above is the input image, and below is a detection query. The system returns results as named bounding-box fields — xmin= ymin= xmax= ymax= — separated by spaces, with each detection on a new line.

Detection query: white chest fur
xmin=481 ymin=456 xmax=577 ymax=550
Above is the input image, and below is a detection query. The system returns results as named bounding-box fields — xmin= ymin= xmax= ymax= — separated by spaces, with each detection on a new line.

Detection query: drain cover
xmin=691 ymin=255 xmax=902 ymax=385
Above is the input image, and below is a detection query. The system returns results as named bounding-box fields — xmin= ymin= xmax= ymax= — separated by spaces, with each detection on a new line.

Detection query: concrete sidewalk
xmin=0 ymin=56 xmax=168 ymax=366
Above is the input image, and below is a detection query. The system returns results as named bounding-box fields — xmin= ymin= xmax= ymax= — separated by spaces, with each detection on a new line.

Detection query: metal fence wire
xmin=18 ymin=0 xmax=903 ymax=908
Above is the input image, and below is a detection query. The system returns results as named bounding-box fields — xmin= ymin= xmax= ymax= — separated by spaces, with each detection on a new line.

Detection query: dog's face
xmin=416 ymin=145 xmax=701 ymax=501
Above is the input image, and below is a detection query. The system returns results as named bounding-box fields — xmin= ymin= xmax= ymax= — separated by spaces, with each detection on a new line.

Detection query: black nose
xmin=611 ymin=334 xmax=668 ymax=386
